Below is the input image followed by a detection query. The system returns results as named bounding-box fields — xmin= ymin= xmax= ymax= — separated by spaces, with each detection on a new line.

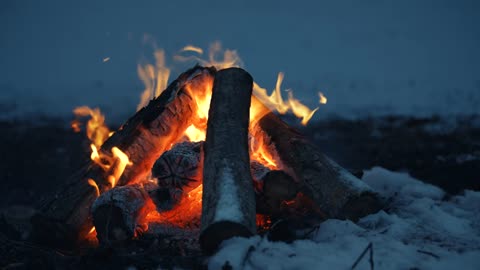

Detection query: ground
xmin=0 ymin=114 xmax=479 ymax=269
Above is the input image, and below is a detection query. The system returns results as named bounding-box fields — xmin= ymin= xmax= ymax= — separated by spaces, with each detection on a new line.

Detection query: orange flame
xmin=87 ymin=178 xmax=100 ymax=197
xmin=137 ymin=49 xmax=170 ymax=111
xmin=72 ymin=106 xmax=110 ymax=148
xmin=73 ymin=41 xmax=329 ymax=239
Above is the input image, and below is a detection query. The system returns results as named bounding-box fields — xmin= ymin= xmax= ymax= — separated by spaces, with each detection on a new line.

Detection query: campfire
xmin=31 ymin=44 xmax=380 ymax=254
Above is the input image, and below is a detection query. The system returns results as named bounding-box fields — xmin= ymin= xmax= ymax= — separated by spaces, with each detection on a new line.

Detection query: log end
xmin=199 ymin=221 xmax=253 ymax=255
xmin=92 ymin=204 xmax=133 ymax=245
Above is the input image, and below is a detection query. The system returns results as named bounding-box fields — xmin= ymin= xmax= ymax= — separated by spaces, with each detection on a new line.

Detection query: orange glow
xmin=145 ymin=184 xmax=203 ymax=227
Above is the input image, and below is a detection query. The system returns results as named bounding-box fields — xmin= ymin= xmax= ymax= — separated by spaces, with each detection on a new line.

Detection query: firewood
xmin=256 ymin=170 xmax=298 ymax=216
xmin=152 ymin=141 xmax=203 ymax=194
xmin=200 ymin=68 xmax=256 ymax=254
xmin=252 ymin=98 xmax=382 ymax=221
xmin=91 ymin=184 xmax=156 ymax=245
xmin=32 ymin=66 xmax=216 ymax=247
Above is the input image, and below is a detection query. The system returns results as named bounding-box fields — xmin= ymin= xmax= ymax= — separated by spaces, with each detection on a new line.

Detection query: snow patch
xmin=213 ymin=162 xmax=242 ymax=223
xmin=209 ymin=167 xmax=480 ymax=270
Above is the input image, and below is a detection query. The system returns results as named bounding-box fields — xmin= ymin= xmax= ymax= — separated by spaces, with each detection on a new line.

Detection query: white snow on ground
xmin=209 ymin=167 xmax=480 ymax=270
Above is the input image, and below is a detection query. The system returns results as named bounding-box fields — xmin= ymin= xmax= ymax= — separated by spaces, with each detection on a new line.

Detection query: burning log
xmin=252 ymin=99 xmax=381 ymax=221
xmin=32 ymin=66 xmax=216 ymax=246
xmin=200 ymin=68 xmax=256 ymax=254
xmin=91 ymin=184 xmax=156 ymax=245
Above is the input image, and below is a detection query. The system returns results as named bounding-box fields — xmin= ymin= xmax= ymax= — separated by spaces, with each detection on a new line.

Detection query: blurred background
xmin=1 ymin=0 xmax=479 ymax=121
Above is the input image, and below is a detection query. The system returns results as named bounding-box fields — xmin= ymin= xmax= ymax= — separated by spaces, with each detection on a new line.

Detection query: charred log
xmin=252 ymin=98 xmax=382 ymax=221
xmin=200 ymin=68 xmax=256 ymax=254
xmin=152 ymin=141 xmax=203 ymax=194
xmin=91 ymin=184 xmax=156 ymax=245
xmin=32 ymin=66 xmax=216 ymax=247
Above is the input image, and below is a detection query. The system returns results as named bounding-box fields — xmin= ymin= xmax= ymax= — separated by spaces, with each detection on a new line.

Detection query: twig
xmin=417 ymin=249 xmax=440 ymax=259
xmin=351 ymin=242 xmax=374 ymax=270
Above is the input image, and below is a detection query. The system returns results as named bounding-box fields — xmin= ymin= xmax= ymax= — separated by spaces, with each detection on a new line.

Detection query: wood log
xmin=200 ymin=68 xmax=256 ymax=254
xmin=152 ymin=141 xmax=203 ymax=194
xmin=91 ymin=184 xmax=156 ymax=245
xmin=32 ymin=66 xmax=216 ymax=247
xmin=252 ymin=98 xmax=382 ymax=221
xmin=256 ymin=170 xmax=298 ymax=216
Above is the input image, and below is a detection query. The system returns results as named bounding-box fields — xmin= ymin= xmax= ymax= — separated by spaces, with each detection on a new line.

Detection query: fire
xmin=72 ymin=106 xmax=110 ymax=148
xmin=145 ymin=184 xmax=204 ymax=227
xmin=88 ymin=178 xmax=100 ymax=197
xmin=319 ymin=92 xmax=328 ymax=104
xmin=137 ymin=49 xmax=170 ymax=111
xmin=73 ymin=41 xmax=328 ymax=240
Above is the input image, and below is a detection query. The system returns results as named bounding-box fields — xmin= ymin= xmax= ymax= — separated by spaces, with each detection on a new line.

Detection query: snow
xmin=209 ymin=167 xmax=480 ymax=270
xmin=213 ymin=162 xmax=243 ymax=223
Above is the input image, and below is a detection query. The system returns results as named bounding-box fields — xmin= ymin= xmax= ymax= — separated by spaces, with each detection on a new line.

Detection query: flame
xmin=88 ymin=178 xmax=100 ymax=197
xmin=180 ymin=45 xmax=203 ymax=54
xmin=72 ymin=106 xmax=110 ymax=148
xmin=288 ymin=91 xmax=319 ymax=126
xmin=137 ymin=49 xmax=171 ymax=111
xmin=72 ymin=41 xmax=329 ymax=241
xmin=184 ymin=124 xmax=205 ymax=142
xmin=108 ymin=146 xmax=131 ymax=188
xmin=319 ymin=92 xmax=327 ymax=104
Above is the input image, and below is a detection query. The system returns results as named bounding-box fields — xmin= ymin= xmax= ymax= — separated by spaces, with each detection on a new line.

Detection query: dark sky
xmin=1 ymin=0 xmax=479 ymax=119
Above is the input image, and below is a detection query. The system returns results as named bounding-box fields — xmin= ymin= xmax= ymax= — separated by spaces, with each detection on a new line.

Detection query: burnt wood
xmin=152 ymin=141 xmax=203 ymax=194
xmin=91 ymin=184 xmax=155 ymax=245
xmin=256 ymin=170 xmax=298 ymax=216
xmin=200 ymin=68 xmax=256 ymax=254
xmin=252 ymin=98 xmax=382 ymax=221
xmin=32 ymin=66 xmax=216 ymax=247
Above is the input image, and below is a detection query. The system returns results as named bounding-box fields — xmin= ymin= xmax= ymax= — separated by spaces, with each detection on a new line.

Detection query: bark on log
xmin=200 ymin=68 xmax=256 ymax=254
xmin=252 ymin=98 xmax=381 ymax=221
xmin=91 ymin=184 xmax=156 ymax=245
xmin=32 ymin=66 xmax=216 ymax=246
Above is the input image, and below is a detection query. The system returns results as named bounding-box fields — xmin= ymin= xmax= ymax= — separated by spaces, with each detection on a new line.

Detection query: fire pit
xmin=30 ymin=63 xmax=381 ymax=256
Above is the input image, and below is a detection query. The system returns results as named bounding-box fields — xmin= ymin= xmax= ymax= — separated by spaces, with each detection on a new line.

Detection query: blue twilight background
xmin=1 ymin=0 xmax=479 ymax=122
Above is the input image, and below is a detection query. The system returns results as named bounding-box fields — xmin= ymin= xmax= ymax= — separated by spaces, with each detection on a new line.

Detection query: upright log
xmin=200 ymin=68 xmax=256 ymax=254
xmin=252 ymin=98 xmax=381 ymax=221
xmin=32 ymin=66 xmax=216 ymax=247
